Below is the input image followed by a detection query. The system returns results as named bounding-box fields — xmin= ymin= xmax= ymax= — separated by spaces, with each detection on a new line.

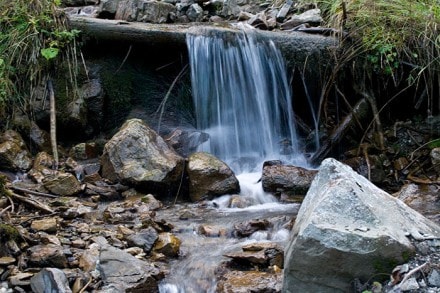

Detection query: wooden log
xmin=67 ymin=16 xmax=338 ymax=66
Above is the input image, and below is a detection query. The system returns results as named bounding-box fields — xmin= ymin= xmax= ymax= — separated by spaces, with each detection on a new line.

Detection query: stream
xmin=157 ymin=174 xmax=299 ymax=292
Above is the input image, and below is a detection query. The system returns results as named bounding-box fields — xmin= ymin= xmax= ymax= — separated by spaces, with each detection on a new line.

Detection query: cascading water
xmin=158 ymin=26 xmax=305 ymax=293
xmin=187 ymin=26 xmax=306 ymax=173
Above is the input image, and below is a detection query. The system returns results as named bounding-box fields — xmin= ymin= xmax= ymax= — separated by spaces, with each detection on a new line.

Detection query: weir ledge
xmin=68 ymin=16 xmax=338 ymax=68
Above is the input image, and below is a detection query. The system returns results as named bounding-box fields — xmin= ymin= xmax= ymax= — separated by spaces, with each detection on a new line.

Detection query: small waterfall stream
xmin=158 ymin=27 xmax=305 ymax=292
xmin=187 ymin=26 xmax=306 ymax=172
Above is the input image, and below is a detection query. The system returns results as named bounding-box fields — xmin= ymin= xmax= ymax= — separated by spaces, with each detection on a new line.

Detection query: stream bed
xmin=157 ymin=175 xmax=299 ymax=292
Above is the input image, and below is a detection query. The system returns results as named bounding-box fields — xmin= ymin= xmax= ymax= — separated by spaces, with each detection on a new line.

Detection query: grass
xmin=0 ymin=0 xmax=80 ymax=129
xmin=299 ymin=0 xmax=439 ymax=94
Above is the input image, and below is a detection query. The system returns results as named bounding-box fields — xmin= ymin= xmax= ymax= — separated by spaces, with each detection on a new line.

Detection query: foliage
xmin=0 ymin=0 xmax=80 ymax=127
xmin=306 ymin=0 xmax=439 ymax=77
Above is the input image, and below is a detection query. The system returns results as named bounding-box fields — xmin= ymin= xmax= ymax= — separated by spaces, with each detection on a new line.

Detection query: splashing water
xmin=187 ymin=26 xmax=306 ymax=173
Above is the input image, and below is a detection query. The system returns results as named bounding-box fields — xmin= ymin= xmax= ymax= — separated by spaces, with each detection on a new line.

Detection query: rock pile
xmin=62 ymin=0 xmax=323 ymax=31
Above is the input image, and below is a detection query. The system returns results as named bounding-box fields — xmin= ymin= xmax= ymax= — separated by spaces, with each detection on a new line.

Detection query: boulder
xmin=126 ymin=227 xmax=159 ymax=253
xmin=283 ymin=158 xmax=440 ymax=292
xmin=100 ymin=119 xmax=185 ymax=196
xmin=187 ymin=152 xmax=240 ymax=201
xmin=98 ymin=244 xmax=161 ymax=292
xmin=69 ymin=142 xmax=98 ymax=160
xmin=0 ymin=130 xmax=32 ymax=171
xmin=115 ymin=0 xmax=138 ymax=21
xmin=261 ymin=160 xmax=317 ymax=197
xmin=98 ymin=0 xmax=121 ymax=16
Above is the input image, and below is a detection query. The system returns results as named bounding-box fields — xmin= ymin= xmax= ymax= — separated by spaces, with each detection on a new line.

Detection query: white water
xmin=159 ymin=27 xmax=306 ymax=293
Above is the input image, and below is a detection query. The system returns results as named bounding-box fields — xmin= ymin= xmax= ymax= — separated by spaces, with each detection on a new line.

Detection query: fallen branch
xmin=8 ymin=184 xmax=58 ymax=198
xmin=9 ymin=192 xmax=54 ymax=214
xmin=396 ymin=262 xmax=429 ymax=289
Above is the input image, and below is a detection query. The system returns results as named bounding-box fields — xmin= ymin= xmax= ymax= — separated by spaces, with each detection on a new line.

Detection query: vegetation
xmin=299 ymin=0 xmax=439 ymax=115
xmin=0 ymin=0 xmax=80 ymax=129
xmin=310 ymin=0 xmax=439 ymax=78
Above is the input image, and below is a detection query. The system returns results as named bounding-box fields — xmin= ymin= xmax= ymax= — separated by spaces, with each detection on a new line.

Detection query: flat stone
xmin=0 ymin=257 xmax=15 ymax=266
xmin=31 ymin=218 xmax=58 ymax=233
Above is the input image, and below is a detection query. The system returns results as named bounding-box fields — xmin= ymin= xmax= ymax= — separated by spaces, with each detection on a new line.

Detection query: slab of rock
xmin=42 ymin=171 xmax=82 ymax=196
xmin=225 ymin=242 xmax=283 ymax=269
xmin=217 ymin=271 xmax=282 ymax=293
xmin=28 ymin=244 xmax=68 ymax=268
xmin=31 ymin=218 xmax=58 ymax=233
xmin=187 ymin=152 xmax=240 ymax=201
xmin=281 ymin=8 xmax=323 ymax=30
xmin=137 ymin=0 xmax=176 ymax=23
xmin=30 ymin=268 xmax=72 ymax=293
xmin=98 ymin=244 xmax=161 ymax=292
xmin=100 ymin=119 xmax=185 ymax=196
xmin=283 ymin=158 xmax=440 ymax=292
xmin=261 ymin=160 xmax=317 ymax=196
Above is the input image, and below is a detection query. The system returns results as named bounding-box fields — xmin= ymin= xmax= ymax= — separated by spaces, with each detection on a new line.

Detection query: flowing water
xmin=158 ymin=26 xmax=305 ymax=292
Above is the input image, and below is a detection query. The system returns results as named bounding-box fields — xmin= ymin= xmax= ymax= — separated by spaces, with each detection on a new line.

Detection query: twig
xmin=8 ymin=184 xmax=58 ymax=198
xmin=361 ymin=144 xmax=372 ymax=181
xmin=78 ymin=277 xmax=94 ymax=293
xmin=396 ymin=262 xmax=429 ymax=289
xmin=19 ymin=212 xmax=59 ymax=225
xmin=5 ymin=195 xmax=14 ymax=213
xmin=114 ymin=45 xmax=132 ymax=74
xmin=9 ymin=192 xmax=54 ymax=213
xmin=0 ymin=205 xmax=12 ymax=217
xmin=155 ymin=64 xmax=189 ymax=133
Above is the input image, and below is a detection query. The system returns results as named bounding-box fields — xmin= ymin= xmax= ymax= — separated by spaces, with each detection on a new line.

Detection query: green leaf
xmin=428 ymin=138 xmax=440 ymax=149
xmin=40 ymin=47 xmax=59 ymax=60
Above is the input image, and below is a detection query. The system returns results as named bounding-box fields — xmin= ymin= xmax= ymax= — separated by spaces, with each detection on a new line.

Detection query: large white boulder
xmin=283 ymin=158 xmax=440 ymax=292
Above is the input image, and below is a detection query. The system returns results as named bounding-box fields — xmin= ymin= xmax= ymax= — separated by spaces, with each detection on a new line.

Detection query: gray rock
xmin=281 ymin=8 xmax=323 ymax=30
xmin=99 ymin=0 xmax=121 ymax=15
xmin=30 ymin=268 xmax=72 ymax=293
xmin=100 ymin=119 xmax=185 ymax=195
xmin=428 ymin=269 xmax=440 ymax=287
xmin=115 ymin=0 xmax=138 ymax=21
xmin=137 ymin=0 xmax=176 ymax=23
xmin=221 ymin=0 xmax=241 ymax=17
xmin=187 ymin=3 xmax=203 ymax=21
xmin=98 ymin=244 xmax=160 ymax=291
xmin=283 ymin=158 xmax=440 ymax=292
xmin=187 ymin=152 xmax=240 ymax=201
xmin=126 ymin=227 xmax=159 ymax=253
xmin=276 ymin=0 xmax=293 ymax=22
xmin=29 ymin=121 xmax=52 ymax=153
xmin=0 ymin=130 xmax=32 ymax=171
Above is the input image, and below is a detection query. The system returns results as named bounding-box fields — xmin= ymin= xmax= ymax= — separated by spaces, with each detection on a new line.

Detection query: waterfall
xmin=186 ymin=27 xmax=306 ymax=173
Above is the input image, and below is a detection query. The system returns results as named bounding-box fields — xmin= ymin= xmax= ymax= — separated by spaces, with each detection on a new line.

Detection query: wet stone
xmin=153 ymin=232 xmax=181 ymax=257
xmin=30 ymin=268 xmax=71 ymax=293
